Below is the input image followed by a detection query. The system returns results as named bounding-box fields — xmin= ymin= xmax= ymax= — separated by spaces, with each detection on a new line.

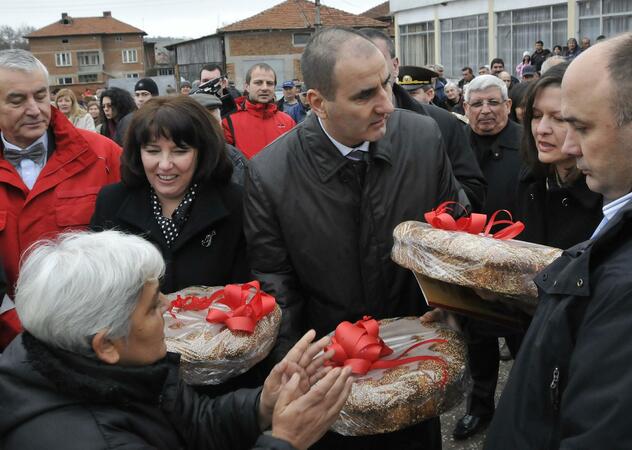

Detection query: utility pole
xmin=315 ymin=0 xmax=321 ymax=29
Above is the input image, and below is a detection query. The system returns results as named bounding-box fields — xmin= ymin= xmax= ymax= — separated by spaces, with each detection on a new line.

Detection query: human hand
xmin=259 ymin=330 xmax=334 ymax=429
xmin=420 ymin=308 xmax=444 ymax=323
xmin=271 ymin=366 xmax=353 ymax=450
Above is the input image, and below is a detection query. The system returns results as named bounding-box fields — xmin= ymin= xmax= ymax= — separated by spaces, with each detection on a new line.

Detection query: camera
xmin=190 ymin=76 xmax=237 ymax=118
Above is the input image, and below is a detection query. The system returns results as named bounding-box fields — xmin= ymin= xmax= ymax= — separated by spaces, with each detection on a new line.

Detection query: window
xmin=61 ymin=38 xmax=69 ymax=43
xmin=496 ymin=5 xmax=567 ymax=71
xmin=441 ymin=15 xmax=487 ymax=78
xmin=115 ymin=36 xmax=123 ymax=42
xmin=78 ymin=74 xmax=98 ymax=83
xmin=122 ymin=49 xmax=138 ymax=63
xmin=579 ymin=0 xmax=632 ymax=41
xmin=57 ymin=77 xmax=73 ymax=85
xmin=55 ymin=52 xmax=72 ymax=67
xmin=157 ymin=67 xmax=174 ymax=75
xmin=399 ymin=22 xmax=435 ymax=68
xmin=77 ymin=52 xmax=100 ymax=66
xmin=293 ymin=32 xmax=311 ymax=46
xmin=124 ymin=73 xmax=139 ymax=78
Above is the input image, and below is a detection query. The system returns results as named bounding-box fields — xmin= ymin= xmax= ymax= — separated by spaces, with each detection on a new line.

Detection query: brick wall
xmin=102 ymin=34 xmax=145 ymax=76
xmin=228 ymin=31 xmax=305 ymax=56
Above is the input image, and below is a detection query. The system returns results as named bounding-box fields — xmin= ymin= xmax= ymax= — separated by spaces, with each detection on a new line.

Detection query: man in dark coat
xmin=244 ymin=27 xmax=463 ymax=450
xmin=361 ymin=28 xmax=486 ymax=211
xmin=531 ymin=40 xmax=552 ymax=72
xmin=486 ymin=32 xmax=632 ymax=449
xmin=451 ymin=74 xmax=524 ymax=440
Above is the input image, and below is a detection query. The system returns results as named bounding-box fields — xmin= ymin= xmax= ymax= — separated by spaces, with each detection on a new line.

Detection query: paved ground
xmin=440 ymin=358 xmax=513 ymax=450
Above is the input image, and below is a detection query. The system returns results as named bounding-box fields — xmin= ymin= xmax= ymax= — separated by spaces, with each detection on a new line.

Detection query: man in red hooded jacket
xmin=0 ymin=49 xmax=121 ymax=349
xmin=222 ymin=63 xmax=295 ymax=159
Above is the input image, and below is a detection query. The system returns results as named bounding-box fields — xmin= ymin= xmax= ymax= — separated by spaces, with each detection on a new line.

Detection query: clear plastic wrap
xmin=330 ymin=317 xmax=469 ymax=436
xmin=164 ymin=285 xmax=281 ymax=385
xmin=391 ymin=221 xmax=563 ymax=309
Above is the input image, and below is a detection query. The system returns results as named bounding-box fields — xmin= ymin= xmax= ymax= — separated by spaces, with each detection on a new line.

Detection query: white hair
xmin=16 ymin=231 xmax=165 ymax=355
xmin=444 ymin=82 xmax=460 ymax=92
xmin=0 ymin=48 xmax=49 ymax=81
xmin=464 ymin=74 xmax=508 ymax=103
xmin=541 ymin=56 xmax=566 ymax=75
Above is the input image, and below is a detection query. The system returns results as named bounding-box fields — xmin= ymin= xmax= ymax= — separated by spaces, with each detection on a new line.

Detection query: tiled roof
xmin=361 ymin=2 xmax=390 ymax=20
xmin=26 ymin=13 xmax=145 ymax=38
xmin=219 ymin=0 xmax=387 ymax=33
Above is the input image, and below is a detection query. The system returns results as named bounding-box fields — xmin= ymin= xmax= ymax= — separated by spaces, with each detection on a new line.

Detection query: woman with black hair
xmin=91 ymin=96 xmax=249 ymax=294
xmin=515 ymin=63 xmax=602 ymax=248
xmin=99 ymin=86 xmax=137 ymax=145
xmin=508 ymin=81 xmax=531 ymax=124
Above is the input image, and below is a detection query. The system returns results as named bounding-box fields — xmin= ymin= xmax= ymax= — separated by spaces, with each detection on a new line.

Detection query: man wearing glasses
xmin=453 ymin=74 xmax=524 ymax=440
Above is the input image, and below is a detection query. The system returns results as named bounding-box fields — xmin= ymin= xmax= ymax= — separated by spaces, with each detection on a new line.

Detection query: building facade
xmin=391 ymin=0 xmax=632 ymax=77
xmin=26 ymin=11 xmax=146 ymax=93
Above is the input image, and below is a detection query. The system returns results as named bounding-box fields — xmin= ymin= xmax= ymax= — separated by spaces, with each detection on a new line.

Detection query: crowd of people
xmin=0 ymin=26 xmax=631 ymax=450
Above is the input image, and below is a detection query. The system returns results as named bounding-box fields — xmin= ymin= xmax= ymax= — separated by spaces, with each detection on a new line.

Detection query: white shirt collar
xmin=603 ymin=191 xmax=632 ymax=222
xmin=317 ymin=117 xmax=370 ymax=158
xmin=1 ymin=132 xmax=48 ymax=154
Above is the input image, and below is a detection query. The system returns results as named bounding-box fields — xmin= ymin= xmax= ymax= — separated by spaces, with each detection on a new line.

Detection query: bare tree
xmin=0 ymin=25 xmax=35 ymax=50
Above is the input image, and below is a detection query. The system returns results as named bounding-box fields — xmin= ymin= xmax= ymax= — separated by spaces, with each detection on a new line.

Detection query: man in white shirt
xmin=485 ymin=32 xmax=632 ymax=449
xmin=0 ymin=49 xmax=121 ymax=349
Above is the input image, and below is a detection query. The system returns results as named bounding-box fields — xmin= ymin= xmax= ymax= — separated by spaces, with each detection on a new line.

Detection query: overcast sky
xmin=1 ymin=0 xmax=386 ymax=38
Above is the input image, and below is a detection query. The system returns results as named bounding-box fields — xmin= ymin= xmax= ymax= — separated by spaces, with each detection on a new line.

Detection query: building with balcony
xmin=26 ymin=11 xmax=146 ymax=93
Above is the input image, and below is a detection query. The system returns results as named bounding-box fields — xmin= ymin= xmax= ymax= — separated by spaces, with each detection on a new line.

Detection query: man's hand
xmin=258 ymin=329 xmax=334 ymax=429
xmin=271 ymin=367 xmax=353 ymax=450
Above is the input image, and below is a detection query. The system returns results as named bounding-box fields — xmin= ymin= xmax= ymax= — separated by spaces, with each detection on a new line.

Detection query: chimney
xmin=61 ymin=13 xmax=71 ymax=25
xmin=103 ymin=11 xmax=112 ymax=17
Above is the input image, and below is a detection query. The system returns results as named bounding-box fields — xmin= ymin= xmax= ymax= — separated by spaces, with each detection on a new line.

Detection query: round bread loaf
xmin=331 ymin=318 xmax=468 ymax=436
xmin=164 ymin=285 xmax=281 ymax=385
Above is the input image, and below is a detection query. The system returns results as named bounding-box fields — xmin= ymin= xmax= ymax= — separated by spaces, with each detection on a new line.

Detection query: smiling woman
xmin=90 ymin=96 xmax=250 ymax=295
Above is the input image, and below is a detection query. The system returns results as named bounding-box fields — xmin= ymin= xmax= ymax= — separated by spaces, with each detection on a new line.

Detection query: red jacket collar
xmin=236 ymin=96 xmax=279 ymax=119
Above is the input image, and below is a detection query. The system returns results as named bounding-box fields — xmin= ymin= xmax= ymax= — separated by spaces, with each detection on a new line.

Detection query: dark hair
xmin=536 ymin=40 xmax=544 ymax=45
xmin=520 ymin=63 xmax=579 ymax=180
xmin=245 ymin=63 xmax=276 ymax=85
xmin=508 ymin=80 xmax=531 ymax=123
xmin=99 ymin=87 xmax=136 ymax=139
xmin=490 ymin=58 xmax=505 ymax=67
xmin=358 ymin=28 xmax=395 ymax=58
xmin=607 ymin=33 xmax=632 ymax=126
xmin=200 ymin=64 xmax=224 ymax=78
xmin=553 ymin=45 xmax=563 ymax=52
xmin=121 ymin=96 xmax=232 ymax=188
xmin=462 ymin=66 xmax=473 ymax=74
xmin=301 ymin=27 xmax=375 ymax=100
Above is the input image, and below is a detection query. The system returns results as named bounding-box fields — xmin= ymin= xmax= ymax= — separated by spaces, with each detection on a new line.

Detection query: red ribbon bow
xmin=325 ymin=317 xmax=449 ymax=386
xmin=424 ymin=201 xmax=524 ymax=240
xmin=168 ymin=293 xmax=214 ymax=318
xmin=205 ymin=281 xmax=276 ymax=334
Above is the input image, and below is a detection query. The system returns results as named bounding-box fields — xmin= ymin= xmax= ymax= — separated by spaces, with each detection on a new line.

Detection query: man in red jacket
xmin=0 ymin=49 xmax=122 ymax=349
xmin=222 ymin=63 xmax=295 ymax=159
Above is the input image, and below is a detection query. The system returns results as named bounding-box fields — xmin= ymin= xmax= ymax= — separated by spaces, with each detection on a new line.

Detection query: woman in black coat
xmin=516 ymin=63 xmax=602 ymax=248
xmin=91 ymin=96 xmax=250 ymax=294
xmin=98 ymin=86 xmax=137 ymax=145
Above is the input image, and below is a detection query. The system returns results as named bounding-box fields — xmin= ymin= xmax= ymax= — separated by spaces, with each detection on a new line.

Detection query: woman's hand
xmin=258 ymin=329 xmax=334 ymax=429
xmin=271 ymin=367 xmax=353 ymax=450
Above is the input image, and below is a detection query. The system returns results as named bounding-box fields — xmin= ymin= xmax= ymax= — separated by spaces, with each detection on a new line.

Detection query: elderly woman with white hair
xmin=0 ymin=230 xmax=352 ymax=450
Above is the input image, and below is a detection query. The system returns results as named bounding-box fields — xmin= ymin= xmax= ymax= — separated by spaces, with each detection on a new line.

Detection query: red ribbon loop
xmin=168 ymin=293 xmax=217 ymax=319
xmin=325 ymin=317 xmax=449 ymax=386
xmin=205 ymin=281 xmax=276 ymax=334
xmin=424 ymin=201 xmax=524 ymax=240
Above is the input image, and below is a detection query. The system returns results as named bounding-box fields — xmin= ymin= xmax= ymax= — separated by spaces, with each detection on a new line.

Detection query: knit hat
xmin=134 ymin=78 xmax=159 ymax=96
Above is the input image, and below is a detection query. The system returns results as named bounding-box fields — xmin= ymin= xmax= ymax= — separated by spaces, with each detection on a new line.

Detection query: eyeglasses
xmin=467 ymin=99 xmax=505 ymax=109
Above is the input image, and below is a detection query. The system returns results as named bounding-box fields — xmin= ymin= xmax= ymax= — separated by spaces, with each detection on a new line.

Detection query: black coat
xmin=468 ymin=120 xmax=523 ymax=216
xmin=485 ymin=201 xmax=632 ymax=449
xmin=393 ymin=83 xmax=487 ymax=211
xmin=90 ymin=181 xmax=250 ymax=294
xmin=244 ymin=110 xmax=461 ymax=360
xmin=515 ymin=167 xmax=603 ymax=248
xmin=0 ymin=333 xmax=293 ymax=450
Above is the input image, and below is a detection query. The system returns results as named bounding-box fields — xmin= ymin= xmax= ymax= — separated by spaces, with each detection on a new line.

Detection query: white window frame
xmin=292 ymin=32 xmax=311 ymax=47
xmin=77 ymin=52 xmax=100 ymax=66
xmin=57 ymin=76 xmax=73 ymax=85
xmin=122 ymin=49 xmax=138 ymax=64
xmin=55 ymin=52 xmax=72 ymax=67
xmin=124 ymin=73 xmax=139 ymax=78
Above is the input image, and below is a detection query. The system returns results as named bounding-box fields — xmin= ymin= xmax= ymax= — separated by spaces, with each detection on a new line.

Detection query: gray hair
xmin=0 ymin=48 xmax=49 ymax=80
xmin=464 ymin=74 xmax=508 ymax=103
xmin=541 ymin=56 xmax=566 ymax=75
xmin=606 ymin=32 xmax=632 ymax=125
xmin=444 ymin=82 xmax=459 ymax=92
xmin=301 ymin=27 xmax=377 ymax=100
xmin=16 ymin=231 xmax=165 ymax=355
